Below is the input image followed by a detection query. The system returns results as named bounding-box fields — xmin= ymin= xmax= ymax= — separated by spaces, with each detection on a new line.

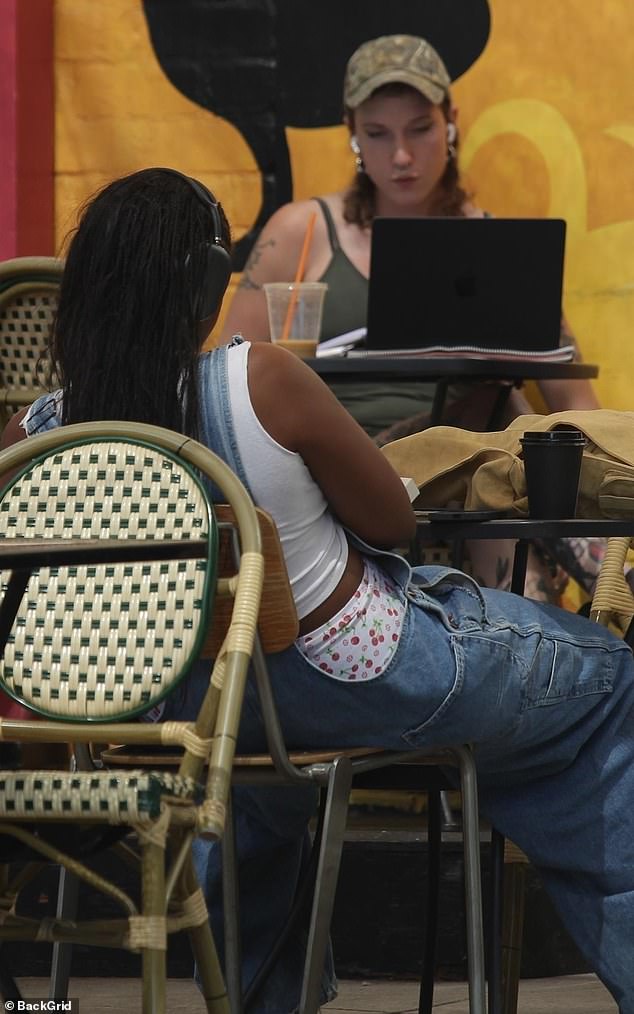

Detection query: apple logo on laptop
xmin=455 ymin=272 xmax=477 ymax=298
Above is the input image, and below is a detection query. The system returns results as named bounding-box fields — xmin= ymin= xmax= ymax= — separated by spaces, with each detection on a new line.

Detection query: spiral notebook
xmin=361 ymin=217 xmax=568 ymax=358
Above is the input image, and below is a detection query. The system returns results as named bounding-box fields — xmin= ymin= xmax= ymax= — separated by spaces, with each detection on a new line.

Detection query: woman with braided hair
xmin=3 ymin=165 xmax=632 ymax=1014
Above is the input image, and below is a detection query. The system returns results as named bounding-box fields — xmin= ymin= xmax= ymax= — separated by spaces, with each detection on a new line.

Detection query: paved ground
xmin=14 ymin=973 xmax=618 ymax=1012
xmin=328 ymin=974 xmax=617 ymax=1012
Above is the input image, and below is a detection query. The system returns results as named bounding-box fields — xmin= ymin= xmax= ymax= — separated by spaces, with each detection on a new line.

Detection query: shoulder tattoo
xmin=238 ymin=238 xmax=277 ymax=290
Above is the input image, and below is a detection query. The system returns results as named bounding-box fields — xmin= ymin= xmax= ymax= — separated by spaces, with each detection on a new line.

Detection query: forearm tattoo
xmin=473 ymin=555 xmax=512 ymax=592
xmin=238 ymin=238 xmax=276 ymax=290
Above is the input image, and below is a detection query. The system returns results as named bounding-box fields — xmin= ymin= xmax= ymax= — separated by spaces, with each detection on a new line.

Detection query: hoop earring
xmin=349 ymin=135 xmax=365 ymax=175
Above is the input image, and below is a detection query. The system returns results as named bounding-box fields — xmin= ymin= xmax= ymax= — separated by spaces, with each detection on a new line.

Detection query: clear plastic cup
xmin=263 ymin=282 xmax=328 ymax=357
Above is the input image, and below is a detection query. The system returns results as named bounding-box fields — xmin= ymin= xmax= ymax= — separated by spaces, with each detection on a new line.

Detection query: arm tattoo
xmin=238 ymin=238 xmax=276 ymax=291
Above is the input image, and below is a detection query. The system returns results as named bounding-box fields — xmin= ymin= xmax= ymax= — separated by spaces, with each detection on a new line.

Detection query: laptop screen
xmin=366 ymin=217 xmax=566 ymax=352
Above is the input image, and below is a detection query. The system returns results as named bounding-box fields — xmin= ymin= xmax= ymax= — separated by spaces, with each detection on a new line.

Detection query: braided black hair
xmin=50 ymin=167 xmax=232 ymax=438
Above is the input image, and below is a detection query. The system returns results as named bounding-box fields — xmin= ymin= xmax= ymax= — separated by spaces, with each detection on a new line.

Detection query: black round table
xmin=308 ymin=356 xmax=597 ymax=382
xmin=413 ymin=515 xmax=633 ymax=595
xmin=307 ymin=357 xmax=598 ymax=428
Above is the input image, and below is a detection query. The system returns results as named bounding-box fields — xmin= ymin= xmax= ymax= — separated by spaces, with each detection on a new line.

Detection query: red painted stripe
xmin=0 ymin=0 xmax=53 ymax=259
xmin=0 ymin=1 xmax=18 ymax=259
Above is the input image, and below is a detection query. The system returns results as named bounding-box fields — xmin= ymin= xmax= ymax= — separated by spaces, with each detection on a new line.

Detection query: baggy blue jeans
xmin=167 ymin=566 xmax=634 ymax=1014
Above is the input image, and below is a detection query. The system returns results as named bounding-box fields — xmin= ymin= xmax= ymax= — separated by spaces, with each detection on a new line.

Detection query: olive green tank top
xmin=314 ymin=198 xmax=369 ymax=341
xmin=314 ymin=198 xmax=434 ymax=437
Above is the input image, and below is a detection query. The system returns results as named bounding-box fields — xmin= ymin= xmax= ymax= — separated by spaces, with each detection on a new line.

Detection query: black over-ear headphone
xmin=161 ymin=168 xmax=233 ymax=320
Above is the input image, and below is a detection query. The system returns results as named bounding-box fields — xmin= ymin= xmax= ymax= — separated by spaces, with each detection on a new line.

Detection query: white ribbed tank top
xmin=225 ymin=341 xmax=349 ymax=619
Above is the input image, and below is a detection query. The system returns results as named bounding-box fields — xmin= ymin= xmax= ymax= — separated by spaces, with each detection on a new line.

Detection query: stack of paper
xmin=346 ymin=344 xmax=576 ymax=362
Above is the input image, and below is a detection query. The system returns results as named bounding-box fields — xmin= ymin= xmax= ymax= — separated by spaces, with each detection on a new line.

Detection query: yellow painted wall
xmin=55 ymin=0 xmax=634 ymax=391
xmin=54 ymin=0 xmax=260 ymax=334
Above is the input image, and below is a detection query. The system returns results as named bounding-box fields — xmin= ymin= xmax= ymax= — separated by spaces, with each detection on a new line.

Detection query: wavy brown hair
xmin=343 ymin=86 xmax=470 ymax=229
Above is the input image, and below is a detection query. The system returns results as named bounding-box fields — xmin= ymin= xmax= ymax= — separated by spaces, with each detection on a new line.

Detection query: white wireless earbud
xmin=350 ymin=135 xmax=365 ymax=174
xmin=446 ymin=122 xmax=457 ymax=145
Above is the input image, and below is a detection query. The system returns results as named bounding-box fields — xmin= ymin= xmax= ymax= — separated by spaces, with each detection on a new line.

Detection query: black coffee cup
xmin=520 ymin=428 xmax=586 ymax=518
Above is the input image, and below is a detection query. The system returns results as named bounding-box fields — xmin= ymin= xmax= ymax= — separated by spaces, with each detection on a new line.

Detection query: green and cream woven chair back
xmin=0 ymin=436 xmax=217 ymax=721
xmin=0 ymin=257 xmax=64 ymax=423
xmin=0 ymin=424 xmax=264 ymax=1012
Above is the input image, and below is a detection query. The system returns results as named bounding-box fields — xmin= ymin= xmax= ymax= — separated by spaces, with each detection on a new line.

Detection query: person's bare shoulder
xmin=244 ymin=339 xmax=321 ymax=446
xmin=261 ymin=198 xmax=323 ymax=243
xmin=237 ymin=198 xmax=324 ymax=289
xmin=246 ymin=337 xmax=309 ymax=387
xmin=236 ymin=193 xmax=345 ymax=293
xmin=220 ymin=191 xmax=347 ymax=343
xmin=264 ymin=192 xmax=349 ymax=246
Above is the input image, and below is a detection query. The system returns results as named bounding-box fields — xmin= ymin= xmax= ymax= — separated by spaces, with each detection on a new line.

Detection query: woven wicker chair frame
xmin=0 ymin=257 xmax=65 ymax=427
xmin=0 ymin=421 xmax=264 ymax=1014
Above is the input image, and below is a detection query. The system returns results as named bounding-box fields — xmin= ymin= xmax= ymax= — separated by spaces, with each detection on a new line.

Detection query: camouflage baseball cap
xmin=343 ymin=34 xmax=451 ymax=109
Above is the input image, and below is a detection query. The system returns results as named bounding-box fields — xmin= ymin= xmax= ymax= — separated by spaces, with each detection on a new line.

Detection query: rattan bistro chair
xmin=0 ymin=257 xmax=64 ymax=428
xmin=588 ymin=536 xmax=634 ymax=641
xmin=0 ymin=421 xmax=265 ymax=1014
xmin=494 ymin=535 xmax=634 ymax=1014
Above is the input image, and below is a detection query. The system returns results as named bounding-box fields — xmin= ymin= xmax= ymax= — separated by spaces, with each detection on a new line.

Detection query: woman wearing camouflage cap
xmin=221 ymin=33 xmax=603 ymax=602
xmin=221 ymin=34 xmax=598 ymax=436
xmin=221 ymin=34 xmax=475 ymax=436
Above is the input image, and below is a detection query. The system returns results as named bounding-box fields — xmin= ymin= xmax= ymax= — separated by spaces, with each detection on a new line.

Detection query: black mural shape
xmin=142 ymin=0 xmax=490 ymax=268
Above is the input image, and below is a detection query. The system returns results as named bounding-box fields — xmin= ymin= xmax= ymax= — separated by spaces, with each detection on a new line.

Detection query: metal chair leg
xmin=243 ymin=795 xmax=327 ymax=1012
xmin=441 ymin=788 xmax=461 ymax=830
xmin=500 ymin=851 xmax=527 ymax=1014
xmin=454 ymin=746 xmax=486 ymax=1014
xmin=299 ymin=755 xmax=353 ymax=1014
xmin=418 ymin=788 xmax=441 ymax=1014
xmin=50 ymin=742 xmax=96 ymax=999
xmin=49 ymin=866 xmax=79 ymax=999
xmin=488 ymin=829 xmax=505 ymax=1014
xmin=183 ymin=855 xmax=231 ymax=1014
